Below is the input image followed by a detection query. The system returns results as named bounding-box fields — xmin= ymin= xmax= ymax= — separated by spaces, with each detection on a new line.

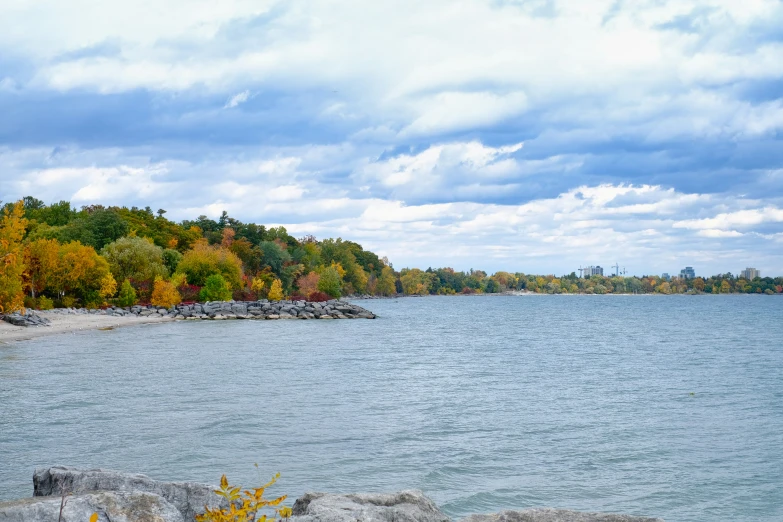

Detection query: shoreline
xmin=0 ymin=312 xmax=175 ymax=344
xmin=1 ymin=299 xmax=376 ymax=345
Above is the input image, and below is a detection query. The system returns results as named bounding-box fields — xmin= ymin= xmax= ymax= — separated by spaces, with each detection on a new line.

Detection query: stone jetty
xmin=0 ymin=467 xmax=664 ymax=522
xmin=3 ymin=299 xmax=376 ymax=326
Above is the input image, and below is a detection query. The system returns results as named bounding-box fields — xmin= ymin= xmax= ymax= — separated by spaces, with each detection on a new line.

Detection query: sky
xmin=1 ymin=0 xmax=782 ymax=276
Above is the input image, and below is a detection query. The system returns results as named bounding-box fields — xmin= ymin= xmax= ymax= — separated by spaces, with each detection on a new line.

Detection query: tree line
xmin=1 ymin=197 xmax=781 ymax=313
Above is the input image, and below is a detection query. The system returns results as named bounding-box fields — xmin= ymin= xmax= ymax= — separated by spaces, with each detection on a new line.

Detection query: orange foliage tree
xmin=24 ymin=238 xmax=61 ymax=298
xmin=295 ymin=272 xmax=320 ymax=296
xmin=151 ymin=277 xmax=181 ymax=308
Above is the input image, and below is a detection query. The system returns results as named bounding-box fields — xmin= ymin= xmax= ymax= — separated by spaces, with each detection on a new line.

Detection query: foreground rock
xmin=292 ymin=491 xmax=451 ymax=522
xmin=0 ymin=491 xmax=184 ymax=522
xmin=40 ymin=298 xmax=376 ymax=322
xmin=461 ymin=509 xmax=663 ymax=522
xmin=0 ymin=467 xmax=664 ymax=522
xmin=0 ymin=311 xmax=50 ymax=327
xmin=32 ymin=467 xmax=225 ymax=522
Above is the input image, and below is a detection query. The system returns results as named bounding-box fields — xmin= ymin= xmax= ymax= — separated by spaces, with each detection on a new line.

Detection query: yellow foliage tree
xmin=151 ymin=277 xmax=181 ymax=308
xmin=196 ymin=472 xmax=291 ymax=522
xmin=251 ymin=277 xmax=266 ymax=293
xmin=268 ymin=279 xmax=284 ymax=301
xmin=0 ymin=201 xmax=27 ymax=313
xmin=99 ymin=273 xmax=118 ymax=300
xmin=24 ymin=238 xmax=60 ymax=299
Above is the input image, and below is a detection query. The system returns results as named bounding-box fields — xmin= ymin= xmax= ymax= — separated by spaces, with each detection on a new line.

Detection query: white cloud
xmin=224 ymin=90 xmax=251 ymax=108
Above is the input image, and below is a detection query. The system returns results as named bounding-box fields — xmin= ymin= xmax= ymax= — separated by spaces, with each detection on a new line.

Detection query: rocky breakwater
xmin=40 ymin=299 xmax=376 ymax=322
xmin=0 ymin=467 xmax=664 ymax=522
xmin=0 ymin=310 xmax=51 ymax=327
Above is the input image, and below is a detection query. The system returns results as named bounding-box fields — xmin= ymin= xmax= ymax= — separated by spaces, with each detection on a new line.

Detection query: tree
xmin=151 ymin=277 xmax=181 ymax=308
xmin=0 ymin=201 xmax=27 ymax=313
xmin=295 ymin=272 xmax=320 ymax=296
xmin=693 ymin=278 xmax=705 ymax=292
xmin=102 ymin=236 xmax=168 ymax=283
xmin=162 ymin=248 xmax=183 ymax=273
xmin=56 ymin=241 xmax=115 ymax=307
xmin=24 ymin=238 xmax=60 ymax=298
xmin=199 ymin=274 xmax=232 ymax=302
xmin=176 ymin=239 xmax=243 ymax=289
xmin=117 ymin=279 xmax=138 ymax=307
xmin=268 ymin=279 xmax=284 ymax=301
xmin=376 ymin=266 xmax=396 ymax=296
xmin=400 ymin=268 xmax=432 ymax=295
xmin=317 ymin=266 xmax=342 ymax=298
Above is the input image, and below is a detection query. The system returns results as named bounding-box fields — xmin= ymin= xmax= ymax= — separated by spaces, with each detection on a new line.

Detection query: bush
xmin=151 ymin=277 xmax=181 ymax=308
xmin=24 ymin=296 xmax=37 ymax=309
xmin=178 ymin=283 xmax=201 ymax=302
xmin=199 ymin=274 xmax=232 ymax=302
xmin=37 ymin=296 xmax=54 ymax=310
xmin=307 ymin=291 xmax=331 ymax=302
xmin=196 ymin=472 xmax=291 ymax=522
xmin=117 ymin=279 xmax=138 ymax=307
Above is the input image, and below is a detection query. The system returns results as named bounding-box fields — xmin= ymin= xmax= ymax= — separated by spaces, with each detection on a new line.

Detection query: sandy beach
xmin=0 ymin=312 xmax=175 ymax=344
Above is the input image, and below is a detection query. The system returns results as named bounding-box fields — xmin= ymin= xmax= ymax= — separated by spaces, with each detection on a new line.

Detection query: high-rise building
xmin=740 ymin=267 xmax=760 ymax=280
xmin=679 ymin=266 xmax=695 ymax=279
xmin=584 ymin=265 xmax=604 ymax=276
xmin=662 ymin=273 xmax=670 ymax=280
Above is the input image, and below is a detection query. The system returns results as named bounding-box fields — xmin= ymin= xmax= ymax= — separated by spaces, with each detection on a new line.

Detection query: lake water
xmin=1 ymin=295 xmax=782 ymax=522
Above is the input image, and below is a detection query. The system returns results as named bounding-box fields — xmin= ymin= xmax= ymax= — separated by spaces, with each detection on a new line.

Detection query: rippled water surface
xmin=1 ymin=296 xmax=782 ymax=521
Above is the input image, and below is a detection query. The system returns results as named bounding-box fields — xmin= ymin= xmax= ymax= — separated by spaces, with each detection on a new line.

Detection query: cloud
xmin=224 ymin=90 xmax=251 ymax=108
xmin=1 ymin=1 xmax=782 ymax=274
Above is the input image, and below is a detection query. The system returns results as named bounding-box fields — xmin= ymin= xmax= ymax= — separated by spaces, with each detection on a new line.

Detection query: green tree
xmin=199 ymin=274 xmax=232 ymax=301
xmin=317 ymin=266 xmax=342 ymax=298
xmin=101 ymin=236 xmax=168 ymax=283
xmin=117 ymin=279 xmax=138 ymax=306
xmin=162 ymin=248 xmax=183 ymax=273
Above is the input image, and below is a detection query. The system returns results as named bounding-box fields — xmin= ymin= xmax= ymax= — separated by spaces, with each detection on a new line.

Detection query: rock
xmin=0 ymin=491 xmax=184 ymax=522
xmin=32 ymin=467 xmax=224 ymax=522
xmin=291 ymin=490 xmax=450 ymax=522
xmin=460 ymin=509 xmax=663 ymax=522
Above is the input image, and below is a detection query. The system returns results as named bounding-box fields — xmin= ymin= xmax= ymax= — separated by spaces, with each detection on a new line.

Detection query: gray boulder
xmin=460 ymin=509 xmax=663 ymax=522
xmin=33 ymin=467 xmax=223 ymax=522
xmin=0 ymin=491 xmax=184 ymax=522
xmin=291 ymin=490 xmax=450 ymax=522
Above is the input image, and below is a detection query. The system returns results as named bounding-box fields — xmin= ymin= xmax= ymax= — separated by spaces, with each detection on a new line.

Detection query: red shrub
xmin=308 ymin=291 xmax=331 ymax=302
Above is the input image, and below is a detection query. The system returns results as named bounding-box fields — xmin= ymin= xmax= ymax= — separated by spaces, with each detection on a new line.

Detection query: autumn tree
xmin=24 ymin=238 xmax=60 ymax=298
xmin=295 ymin=272 xmax=320 ymax=296
xmin=268 ymin=279 xmax=284 ymax=301
xmin=376 ymin=266 xmax=396 ymax=296
xmin=151 ymin=277 xmax=181 ymax=308
xmin=400 ymin=268 xmax=432 ymax=295
xmin=56 ymin=241 xmax=115 ymax=307
xmin=0 ymin=201 xmax=27 ymax=313
xmin=176 ymin=239 xmax=243 ymax=289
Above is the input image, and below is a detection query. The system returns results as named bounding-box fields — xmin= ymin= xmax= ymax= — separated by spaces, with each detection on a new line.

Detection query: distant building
xmin=662 ymin=273 xmax=670 ymax=281
xmin=679 ymin=266 xmax=695 ymax=279
xmin=740 ymin=267 xmax=760 ymax=280
xmin=584 ymin=265 xmax=604 ymax=276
